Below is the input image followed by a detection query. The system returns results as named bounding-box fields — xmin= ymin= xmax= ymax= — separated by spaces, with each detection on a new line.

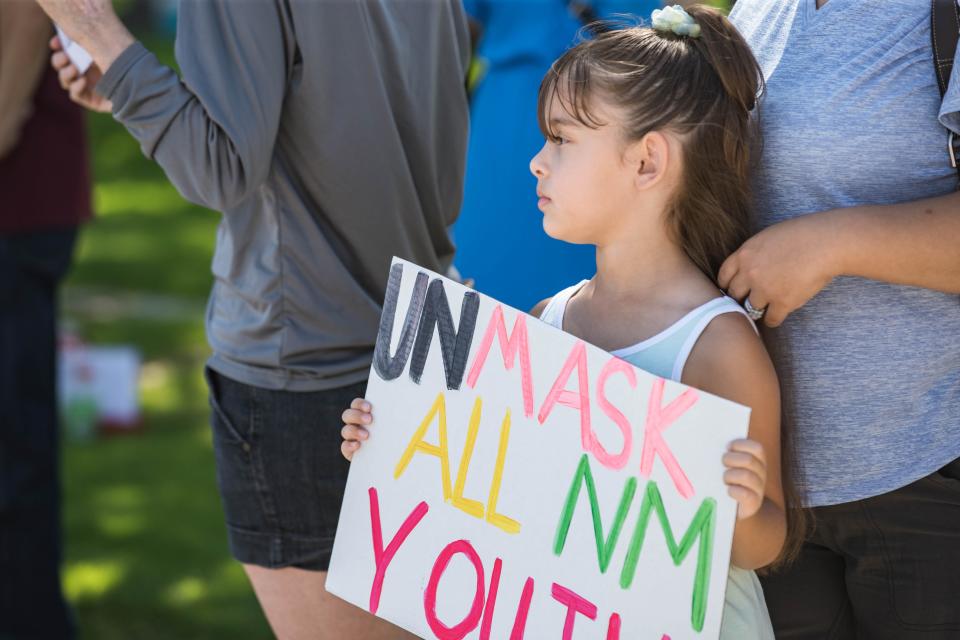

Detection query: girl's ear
xmin=628 ymin=131 xmax=671 ymax=191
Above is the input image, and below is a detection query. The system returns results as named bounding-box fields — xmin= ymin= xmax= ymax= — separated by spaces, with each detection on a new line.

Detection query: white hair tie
xmin=651 ymin=5 xmax=702 ymax=38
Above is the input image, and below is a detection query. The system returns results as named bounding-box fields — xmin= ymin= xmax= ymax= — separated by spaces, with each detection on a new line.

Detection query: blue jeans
xmin=0 ymin=229 xmax=77 ymax=639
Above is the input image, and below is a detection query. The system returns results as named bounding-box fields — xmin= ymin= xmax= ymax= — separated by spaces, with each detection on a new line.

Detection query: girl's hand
xmin=340 ymin=397 xmax=373 ymax=461
xmin=722 ymin=439 xmax=767 ymax=520
xmin=718 ymin=213 xmax=840 ymax=328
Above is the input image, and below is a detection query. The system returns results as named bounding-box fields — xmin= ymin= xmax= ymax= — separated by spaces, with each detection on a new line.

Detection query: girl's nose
xmin=529 ymin=144 xmax=548 ymax=178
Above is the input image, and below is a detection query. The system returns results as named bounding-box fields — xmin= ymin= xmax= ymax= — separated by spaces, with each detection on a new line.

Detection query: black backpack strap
xmin=931 ymin=0 xmax=960 ymax=175
xmin=932 ymin=0 xmax=960 ymax=97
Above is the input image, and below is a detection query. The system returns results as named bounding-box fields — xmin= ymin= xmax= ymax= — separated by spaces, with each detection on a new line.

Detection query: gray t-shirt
xmin=98 ymin=0 xmax=470 ymax=391
xmin=730 ymin=0 xmax=960 ymax=507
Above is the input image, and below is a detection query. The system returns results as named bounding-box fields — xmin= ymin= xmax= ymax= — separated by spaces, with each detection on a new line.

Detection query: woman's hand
xmin=35 ymin=0 xmax=134 ymax=74
xmin=718 ymin=213 xmax=840 ymax=328
xmin=722 ymin=439 xmax=768 ymax=520
xmin=341 ymin=397 xmax=373 ymax=461
xmin=49 ymin=36 xmax=112 ymax=113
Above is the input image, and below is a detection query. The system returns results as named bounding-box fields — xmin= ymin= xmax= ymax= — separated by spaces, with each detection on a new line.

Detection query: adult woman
xmin=723 ymin=1 xmax=960 ymax=637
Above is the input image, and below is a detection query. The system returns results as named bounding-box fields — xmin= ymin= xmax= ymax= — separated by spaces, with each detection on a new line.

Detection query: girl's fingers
xmin=722 ymin=450 xmax=766 ymax=479
xmin=728 ymin=438 xmax=765 ymax=463
xmin=727 ymin=484 xmax=754 ymax=503
xmin=340 ymin=424 xmax=369 ymax=442
xmin=341 ymin=407 xmax=372 ymax=425
xmin=723 ymin=468 xmax=765 ymax=495
xmin=727 ymin=485 xmax=761 ymax=519
xmin=50 ymin=35 xmax=62 ymax=51
xmin=724 ymin=441 xmax=766 ymax=520
xmin=341 ymin=440 xmax=360 ymax=461
xmin=350 ymin=397 xmax=372 ymax=412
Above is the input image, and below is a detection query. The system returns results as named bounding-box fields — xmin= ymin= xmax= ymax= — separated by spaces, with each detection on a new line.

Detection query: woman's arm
xmin=0 ymin=1 xmax=52 ymax=158
xmin=37 ymin=0 xmax=290 ymax=212
xmin=682 ymin=313 xmax=787 ymax=570
xmin=719 ymin=192 xmax=960 ymax=327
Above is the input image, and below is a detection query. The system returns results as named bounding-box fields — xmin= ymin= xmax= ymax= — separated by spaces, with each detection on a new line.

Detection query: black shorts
xmin=760 ymin=457 xmax=960 ymax=639
xmin=205 ymin=367 xmax=366 ymax=571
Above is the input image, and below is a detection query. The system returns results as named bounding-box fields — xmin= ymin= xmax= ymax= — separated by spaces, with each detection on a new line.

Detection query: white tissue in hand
xmin=55 ymin=25 xmax=93 ymax=75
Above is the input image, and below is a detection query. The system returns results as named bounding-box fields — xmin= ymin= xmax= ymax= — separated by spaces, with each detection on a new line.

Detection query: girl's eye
xmin=551 ymin=136 xmax=568 ymax=146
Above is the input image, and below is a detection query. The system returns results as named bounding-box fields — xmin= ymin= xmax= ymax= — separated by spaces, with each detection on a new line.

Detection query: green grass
xmin=61 ymin=32 xmax=271 ymax=640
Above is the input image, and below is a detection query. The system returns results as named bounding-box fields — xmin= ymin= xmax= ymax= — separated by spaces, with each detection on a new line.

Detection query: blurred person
xmin=0 ymin=1 xmax=93 ymax=638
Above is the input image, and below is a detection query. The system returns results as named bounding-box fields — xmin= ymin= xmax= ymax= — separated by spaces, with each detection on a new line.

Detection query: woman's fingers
xmin=717 ymin=251 xmax=739 ymax=291
xmin=725 ymin=273 xmax=751 ymax=303
xmin=58 ymin=62 xmax=78 ymax=90
xmin=51 ymin=51 xmax=70 ymax=72
xmin=744 ymin=290 xmax=768 ymax=313
xmin=763 ymin=301 xmax=795 ymax=328
xmin=68 ymin=76 xmax=88 ymax=103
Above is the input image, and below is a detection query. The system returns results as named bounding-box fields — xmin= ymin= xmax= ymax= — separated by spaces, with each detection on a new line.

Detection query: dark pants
xmin=761 ymin=457 xmax=960 ymax=639
xmin=0 ymin=229 xmax=77 ymax=640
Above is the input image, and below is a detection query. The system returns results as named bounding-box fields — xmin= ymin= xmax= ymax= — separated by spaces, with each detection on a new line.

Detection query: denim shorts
xmin=204 ymin=366 xmax=366 ymax=571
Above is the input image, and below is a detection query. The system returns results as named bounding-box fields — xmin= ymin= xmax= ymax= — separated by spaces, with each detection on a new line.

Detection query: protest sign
xmin=327 ymin=258 xmax=750 ymax=639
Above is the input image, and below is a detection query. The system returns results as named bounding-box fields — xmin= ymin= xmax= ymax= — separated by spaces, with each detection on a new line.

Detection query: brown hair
xmin=538 ymin=5 xmax=759 ymax=281
xmin=537 ymin=5 xmax=809 ymax=569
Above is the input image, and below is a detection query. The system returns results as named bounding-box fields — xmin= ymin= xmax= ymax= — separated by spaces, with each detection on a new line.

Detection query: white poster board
xmin=327 ymin=258 xmax=750 ymax=639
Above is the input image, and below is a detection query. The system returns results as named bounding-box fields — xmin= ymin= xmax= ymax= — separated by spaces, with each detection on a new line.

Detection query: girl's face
xmin=529 ymin=93 xmax=641 ymax=246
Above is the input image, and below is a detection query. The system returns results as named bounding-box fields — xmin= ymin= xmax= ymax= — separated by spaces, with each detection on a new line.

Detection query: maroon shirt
xmin=0 ymin=64 xmax=92 ymax=234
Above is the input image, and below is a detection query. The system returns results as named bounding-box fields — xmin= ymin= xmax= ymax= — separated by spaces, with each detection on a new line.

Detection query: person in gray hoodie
xmin=40 ymin=0 xmax=470 ymax=637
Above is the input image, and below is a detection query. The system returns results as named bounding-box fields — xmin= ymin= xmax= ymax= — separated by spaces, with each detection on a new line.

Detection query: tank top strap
xmin=538 ymin=280 xmax=589 ymax=329
xmin=539 ymin=286 xmax=757 ymax=383
xmin=671 ymin=296 xmax=757 ymax=381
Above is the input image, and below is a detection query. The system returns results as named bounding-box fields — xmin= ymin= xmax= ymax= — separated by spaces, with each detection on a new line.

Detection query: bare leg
xmin=244 ymin=565 xmax=421 ymax=640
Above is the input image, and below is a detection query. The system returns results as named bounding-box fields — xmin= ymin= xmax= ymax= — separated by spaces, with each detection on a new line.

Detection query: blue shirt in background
xmin=454 ymin=0 xmax=661 ymax=311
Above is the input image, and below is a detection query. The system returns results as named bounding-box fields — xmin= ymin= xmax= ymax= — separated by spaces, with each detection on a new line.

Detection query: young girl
xmin=343 ymin=5 xmax=797 ymax=638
